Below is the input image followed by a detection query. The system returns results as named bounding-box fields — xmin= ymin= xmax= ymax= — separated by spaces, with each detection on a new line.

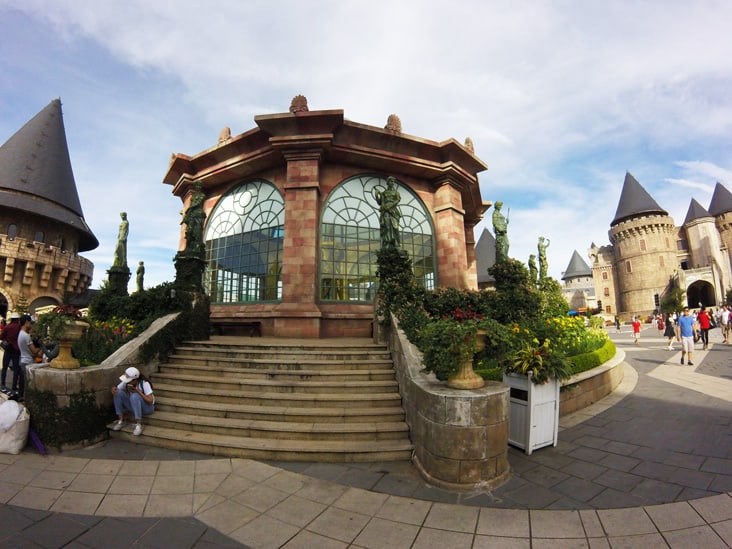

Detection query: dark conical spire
xmin=611 ymin=172 xmax=668 ymax=225
xmin=0 ymin=99 xmax=97 ymax=251
xmin=708 ymin=182 xmax=732 ymax=216
xmin=475 ymin=228 xmax=496 ymax=284
xmin=561 ymin=250 xmax=592 ymax=280
xmin=683 ymin=198 xmax=712 ymax=225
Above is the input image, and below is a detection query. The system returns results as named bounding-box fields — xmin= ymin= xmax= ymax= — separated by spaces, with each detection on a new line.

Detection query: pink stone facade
xmin=164 ymin=106 xmax=489 ymax=338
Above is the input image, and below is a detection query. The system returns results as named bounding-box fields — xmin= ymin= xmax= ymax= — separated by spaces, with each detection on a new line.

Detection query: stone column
xmin=274 ymin=150 xmax=323 ymax=337
xmin=433 ymin=181 xmax=470 ymax=289
xmin=464 ymin=222 xmax=478 ymax=289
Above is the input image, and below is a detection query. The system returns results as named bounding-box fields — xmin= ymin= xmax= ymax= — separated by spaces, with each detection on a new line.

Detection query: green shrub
xmin=73 ymin=317 xmax=139 ymax=365
xmin=25 ymin=388 xmax=113 ymax=450
xmin=138 ymin=293 xmax=210 ymax=363
xmin=567 ymin=338 xmax=617 ymax=375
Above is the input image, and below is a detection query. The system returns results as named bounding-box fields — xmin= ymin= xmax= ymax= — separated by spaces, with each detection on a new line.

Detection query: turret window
xmin=659 ymin=256 xmax=665 ymax=267
xmin=625 ymin=260 xmax=632 ymax=273
xmin=640 ymin=239 xmax=646 ymax=252
xmin=602 ymin=272 xmax=608 ymax=280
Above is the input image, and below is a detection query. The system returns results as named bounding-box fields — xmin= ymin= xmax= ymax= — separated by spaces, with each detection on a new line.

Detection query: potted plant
xmin=418 ymin=313 xmax=486 ymax=389
xmin=34 ymin=305 xmax=89 ymax=369
xmin=503 ymin=338 xmax=572 ymax=454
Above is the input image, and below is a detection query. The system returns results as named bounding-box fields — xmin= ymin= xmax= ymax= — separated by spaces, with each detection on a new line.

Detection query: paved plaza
xmin=0 ymin=326 xmax=730 ymax=547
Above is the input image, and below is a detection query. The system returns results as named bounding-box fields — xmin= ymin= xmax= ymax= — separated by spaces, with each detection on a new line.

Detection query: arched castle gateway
xmin=164 ymin=97 xmax=490 ymax=338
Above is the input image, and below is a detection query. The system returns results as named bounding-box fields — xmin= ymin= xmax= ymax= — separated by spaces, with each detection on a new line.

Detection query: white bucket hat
xmin=119 ymin=366 xmax=140 ymax=383
xmin=9 ymin=312 xmax=20 ymax=320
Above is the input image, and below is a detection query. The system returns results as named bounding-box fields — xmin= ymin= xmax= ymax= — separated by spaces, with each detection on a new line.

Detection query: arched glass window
xmin=320 ymin=174 xmax=435 ymax=302
xmin=7 ymin=224 xmax=17 ymax=239
xmin=204 ymin=180 xmax=284 ymax=303
xmin=34 ymin=231 xmax=44 ymax=243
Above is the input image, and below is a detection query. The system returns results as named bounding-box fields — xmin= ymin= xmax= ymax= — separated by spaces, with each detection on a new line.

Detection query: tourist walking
xmin=721 ymin=305 xmax=730 ymax=343
xmin=664 ymin=313 xmax=676 ymax=350
xmin=697 ymin=307 xmax=711 ymax=350
xmin=632 ymin=316 xmax=641 ymax=345
xmin=676 ymin=307 xmax=698 ymax=366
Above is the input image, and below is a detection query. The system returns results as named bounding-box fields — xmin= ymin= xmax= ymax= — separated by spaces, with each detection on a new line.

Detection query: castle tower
xmin=0 ymin=99 xmax=97 ymax=315
xmin=608 ymin=173 xmax=676 ymax=316
xmin=684 ymin=197 xmax=731 ymax=305
xmin=708 ymin=182 xmax=732 ymax=271
xmin=561 ymin=250 xmax=594 ymax=311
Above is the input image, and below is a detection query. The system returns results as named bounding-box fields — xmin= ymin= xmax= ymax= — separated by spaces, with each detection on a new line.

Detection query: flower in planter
xmin=34 ymin=304 xmax=87 ymax=343
xmin=506 ymin=338 xmax=572 ymax=384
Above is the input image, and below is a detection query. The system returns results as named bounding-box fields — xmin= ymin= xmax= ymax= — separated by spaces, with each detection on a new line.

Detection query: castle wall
xmin=609 ymin=214 xmax=677 ymax=316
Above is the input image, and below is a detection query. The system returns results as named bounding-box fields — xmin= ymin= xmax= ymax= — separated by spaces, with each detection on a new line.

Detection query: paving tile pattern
xmin=0 ymin=327 xmax=729 ymax=547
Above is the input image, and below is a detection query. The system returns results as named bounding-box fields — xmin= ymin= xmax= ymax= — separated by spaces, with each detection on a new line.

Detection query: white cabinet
xmin=503 ymin=373 xmax=560 ymax=455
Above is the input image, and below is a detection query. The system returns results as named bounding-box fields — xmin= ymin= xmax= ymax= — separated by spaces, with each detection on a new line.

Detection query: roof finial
xmin=464 ymin=137 xmax=474 ymax=153
xmin=218 ymin=126 xmax=231 ymax=144
xmin=289 ymin=95 xmax=309 ymax=113
xmin=385 ymin=114 xmax=402 ymax=133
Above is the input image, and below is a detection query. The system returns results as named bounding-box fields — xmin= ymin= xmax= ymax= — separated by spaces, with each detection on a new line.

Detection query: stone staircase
xmin=109 ymin=336 xmax=413 ymax=462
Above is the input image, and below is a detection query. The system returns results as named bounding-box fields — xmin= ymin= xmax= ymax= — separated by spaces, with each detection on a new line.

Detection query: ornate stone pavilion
xmin=164 ymin=96 xmax=490 ymax=338
xmin=0 ymin=99 xmax=98 ymax=317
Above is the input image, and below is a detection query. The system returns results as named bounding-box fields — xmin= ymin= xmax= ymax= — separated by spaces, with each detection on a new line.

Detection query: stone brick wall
xmin=559 ymin=348 xmax=625 ymax=415
xmin=385 ymin=316 xmax=510 ymax=490
xmin=26 ymin=313 xmax=178 ymax=409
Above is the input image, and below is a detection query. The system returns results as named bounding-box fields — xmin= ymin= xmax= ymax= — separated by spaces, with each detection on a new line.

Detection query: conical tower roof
xmin=611 ymin=172 xmax=668 ymax=225
xmin=683 ymin=198 xmax=712 ymax=225
xmin=561 ymin=250 xmax=591 ymax=280
xmin=708 ymin=182 xmax=732 ymax=216
xmin=0 ymin=99 xmax=97 ymax=251
xmin=475 ymin=228 xmax=495 ymax=284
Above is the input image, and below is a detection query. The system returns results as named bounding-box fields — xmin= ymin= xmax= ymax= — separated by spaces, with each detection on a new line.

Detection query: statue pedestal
xmin=107 ymin=267 xmax=131 ymax=296
xmin=174 ymin=252 xmax=205 ymax=291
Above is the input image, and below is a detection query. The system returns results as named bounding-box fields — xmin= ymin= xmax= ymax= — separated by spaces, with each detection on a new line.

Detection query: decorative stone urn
xmin=49 ymin=320 xmax=89 ymax=369
xmin=447 ymin=330 xmax=486 ymax=389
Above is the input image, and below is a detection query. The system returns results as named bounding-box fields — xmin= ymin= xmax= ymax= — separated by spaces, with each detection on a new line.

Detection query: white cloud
xmin=2 ymin=1 xmax=732 ymax=286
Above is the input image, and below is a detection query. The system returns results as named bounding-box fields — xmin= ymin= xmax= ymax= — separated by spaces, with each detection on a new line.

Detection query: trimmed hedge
xmin=567 ymin=338 xmax=617 ymax=375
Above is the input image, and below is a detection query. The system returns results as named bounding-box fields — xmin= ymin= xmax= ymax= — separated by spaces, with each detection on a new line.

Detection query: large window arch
xmin=204 ymin=180 xmax=284 ymax=303
xmin=320 ymin=174 xmax=435 ymax=302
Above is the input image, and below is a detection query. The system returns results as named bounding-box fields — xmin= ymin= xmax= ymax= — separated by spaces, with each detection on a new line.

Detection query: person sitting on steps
xmin=111 ymin=366 xmax=154 ymax=436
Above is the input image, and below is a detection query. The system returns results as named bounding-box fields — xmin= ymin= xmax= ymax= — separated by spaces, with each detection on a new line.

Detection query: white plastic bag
xmin=0 ymin=402 xmax=29 ymax=454
xmin=0 ymin=400 xmax=21 ymax=431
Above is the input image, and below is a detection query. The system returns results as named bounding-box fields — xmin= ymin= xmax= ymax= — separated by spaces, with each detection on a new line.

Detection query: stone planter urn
xmin=49 ymin=320 xmax=89 ymax=369
xmin=447 ymin=330 xmax=486 ymax=389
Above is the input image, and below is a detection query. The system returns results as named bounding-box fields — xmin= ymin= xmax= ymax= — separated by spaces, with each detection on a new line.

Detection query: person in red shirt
xmin=632 ymin=316 xmax=641 ymax=345
xmin=697 ymin=307 xmax=711 ymax=350
xmin=0 ymin=312 xmax=21 ymax=391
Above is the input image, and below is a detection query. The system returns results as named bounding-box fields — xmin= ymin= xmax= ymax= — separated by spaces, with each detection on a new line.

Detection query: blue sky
xmin=1 ymin=1 xmax=731 ymax=289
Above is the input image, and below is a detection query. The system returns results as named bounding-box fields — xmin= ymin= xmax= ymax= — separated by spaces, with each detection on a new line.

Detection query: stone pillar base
xmin=107 ymin=267 xmax=130 ymax=296
xmin=174 ymin=253 xmax=205 ymax=291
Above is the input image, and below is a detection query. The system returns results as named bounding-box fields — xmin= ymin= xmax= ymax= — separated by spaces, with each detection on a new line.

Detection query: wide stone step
xmin=108 ymin=423 xmax=413 ymax=462
xmin=153 ymin=382 xmax=402 ymax=408
xmin=154 ymin=396 xmax=406 ymax=423
xmin=152 ymin=372 xmax=398 ymax=394
xmin=159 ymin=362 xmax=396 ymax=381
xmin=145 ymin=411 xmax=409 ymax=441
xmin=174 ymin=344 xmax=391 ymax=362
xmin=166 ymin=354 xmax=394 ymax=371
